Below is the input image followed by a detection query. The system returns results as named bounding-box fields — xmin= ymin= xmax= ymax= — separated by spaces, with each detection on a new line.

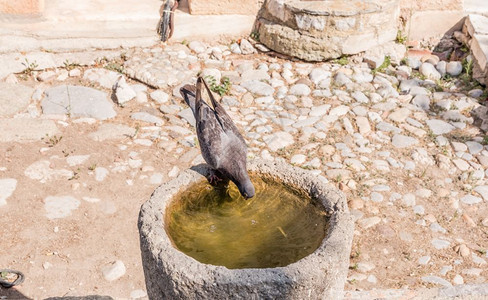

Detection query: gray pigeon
xmin=180 ymin=77 xmax=255 ymax=199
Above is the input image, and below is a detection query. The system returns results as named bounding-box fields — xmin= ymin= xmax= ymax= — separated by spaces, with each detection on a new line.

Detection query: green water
xmin=165 ymin=175 xmax=329 ymax=269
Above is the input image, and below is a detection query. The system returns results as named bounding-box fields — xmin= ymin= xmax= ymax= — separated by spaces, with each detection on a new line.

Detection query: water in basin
xmin=165 ymin=174 xmax=329 ymax=269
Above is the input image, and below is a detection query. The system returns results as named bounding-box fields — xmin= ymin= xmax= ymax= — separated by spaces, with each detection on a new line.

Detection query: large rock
xmin=255 ymin=0 xmax=399 ymax=61
xmin=42 ymin=85 xmax=116 ymax=120
xmin=0 ymin=82 xmax=34 ymax=117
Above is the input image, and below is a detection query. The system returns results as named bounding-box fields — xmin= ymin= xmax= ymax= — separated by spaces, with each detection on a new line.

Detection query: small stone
xmin=130 ymin=112 xmax=164 ymax=126
xmin=150 ymin=90 xmax=169 ymax=104
xmin=351 ymin=91 xmax=369 ymax=103
xmin=412 ymin=95 xmax=430 ymax=110
xmin=367 ymin=275 xmax=377 ymax=284
xmin=413 ymin=205 xmax=425 ymax=215
xmin=290 ymin=154 xmax=306 ymax=165
xmin=460 ymin=195 xmax=482 ymax=205
xmin=388 ymin=108 xmax=411 ymax=123
xmin=113 ymin=76 xmax=136 ymax=105
xmin=402 ymin=193 xmax=416 ymax=207
xmin=43 ymin=262 xmax=53 ymax=270
xmin=426 ymin=119 xmax=455 ymax=135
xmin=241 ymin=80 xmax=274 ymax=96
xmin=348 ymin=198 xmax=364 ymax=209
xmin=289 ymin=84 xmax=311 ymax=96
xmin=421 ymin=276 xmax=452 ymax=287
xmin=468 ymin=89 xmax=483 ymax=98
xmin=420 ymin=63 xmax=441 ymax=80
xmin=263 ymin=131 xmax=294 ymax=151
xmin=392 ymin=134 xmax=418 ymax=148
xmin=188 ymin=41 xmax=206 ymax=53
xmin=150 ymin=173 xmax=164 ymax=185
xmin=455 ymin=244 xmax=471 ymax=257
xmin=453 ymin=274 xmax=464 ymax=285
xmin=431 ymin=238 xmax=451 ymax=250
xmin=474 ymin=185 xmax=488 ymax=201
xmin=446 ymin=61 xmax=463 ymax=76
xmin=452 ymin=159 xmax=470 ymax=171
xmin=95 ymin=167 xmax=109 ymax=182
xmin=436 ymin=61 xmax=447 ymax=76
xmin=102 ymin=260 xmax=126 ymax=281
xmin=239 ymin=39 xmax=256 ymax=55
xmin=168 ymin=166 xmax=179 ymax=178
xmin=466 ymin=141 xmax=483 ymax=155
xmin=370 ymin=192 xmax=384 ymax=202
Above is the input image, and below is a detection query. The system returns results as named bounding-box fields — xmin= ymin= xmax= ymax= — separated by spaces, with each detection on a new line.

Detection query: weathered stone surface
xmin=139 ymin=160 xmax=353 ymax=299
xmin=255 ymin=0 xmax=399 ymax=61
xmin=0 ymin=119 xmax=59 ymax=142
xmin=43 ymin=85 xmax=116 ymax=120
xmin=0 ymin=82 xmax=34 ymax=117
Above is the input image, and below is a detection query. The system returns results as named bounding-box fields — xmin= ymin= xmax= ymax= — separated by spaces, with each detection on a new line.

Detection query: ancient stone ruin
xmin=254 ymin=0 xmax=400 ymax=61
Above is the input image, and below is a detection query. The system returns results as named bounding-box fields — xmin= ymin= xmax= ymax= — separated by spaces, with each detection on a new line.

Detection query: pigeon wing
xmin=200 ymin=78 xmax=247 ymax=146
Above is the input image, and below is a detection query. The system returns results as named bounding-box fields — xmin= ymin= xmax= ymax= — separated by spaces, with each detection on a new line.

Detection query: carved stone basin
xmin=138 ymin=159 xmax=354 ymax=299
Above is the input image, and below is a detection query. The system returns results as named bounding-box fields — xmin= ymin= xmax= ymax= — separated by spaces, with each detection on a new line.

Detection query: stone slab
xmin=42 ymin=85 xmax=116 ymax=120
xmin=0 ymin=118 xmax=59 ymax=142
xmin=188 ymin=0 xmax=260 ymax=15
xmin=0 ymin=82 xmax=33 ymax=117
xmin=407 ymin=10 xmax=464 ymax=41
xmin=466 ymin=14 xmax=488 ymax=37
xmin=470 ymin=34 xmax=488 ymax=73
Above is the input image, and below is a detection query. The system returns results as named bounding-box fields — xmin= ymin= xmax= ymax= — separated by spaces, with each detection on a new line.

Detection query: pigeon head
xmin=237 ymin=177 xmax=255 ymax=199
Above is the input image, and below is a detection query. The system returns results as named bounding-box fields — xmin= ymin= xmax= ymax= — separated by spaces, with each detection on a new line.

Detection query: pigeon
xmin=180 ymin=77 xmax=255 ymax=199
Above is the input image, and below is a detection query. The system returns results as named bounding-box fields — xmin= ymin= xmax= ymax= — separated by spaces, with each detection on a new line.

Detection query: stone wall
xmin=400 ymin=0 xmax=464 ymax=41
xmin=0 ymin=0 xmax=44 ymax=15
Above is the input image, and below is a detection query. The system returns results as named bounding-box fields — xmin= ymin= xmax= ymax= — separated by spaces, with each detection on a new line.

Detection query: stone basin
xmin=138 ymin=159 xmax=354 ymax=299
xmin=254 ymin=0 xmax=400 ymax=61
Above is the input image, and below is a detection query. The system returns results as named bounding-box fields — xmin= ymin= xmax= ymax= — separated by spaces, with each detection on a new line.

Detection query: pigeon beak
xmin=243 ymin=193 xmax=249 ymax=199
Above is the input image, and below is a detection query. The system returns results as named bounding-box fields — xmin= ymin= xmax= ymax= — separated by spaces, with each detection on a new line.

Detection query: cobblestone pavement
xmin=0 ymin=39 xmax=487 ymax=298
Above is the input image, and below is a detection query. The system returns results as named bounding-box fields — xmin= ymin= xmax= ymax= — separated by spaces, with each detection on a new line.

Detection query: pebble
xmin=453 ymin=274 xmax=464 ymax=285
xmin=460 ymin=195 xmax=482 ymax=205
xmin=420 ymin=63 xmax=441 ymax=80
xmin=426 ymin=119 xmax=455 ymax=135
xmin=150 ymin=90 xmax=170 ymax=104
xmin=392 ymin=134 xmax=418 ymax=148
xmin=114 ymin=76 xmax=136 ymax=105
xmin=421 ymin=276 xmax=452 ymax=287
xmin=291 ymin=154 xmax=307 ymax=165
xmin=95 ymin=167 xmax=109 ymax=182
xmin=102 ymin=260 xmax=126 ymax=281
xmin=446 ymin=61 xmax=463 ymax=76
xmin=431 ymin=238 xmax=451 ymax=250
